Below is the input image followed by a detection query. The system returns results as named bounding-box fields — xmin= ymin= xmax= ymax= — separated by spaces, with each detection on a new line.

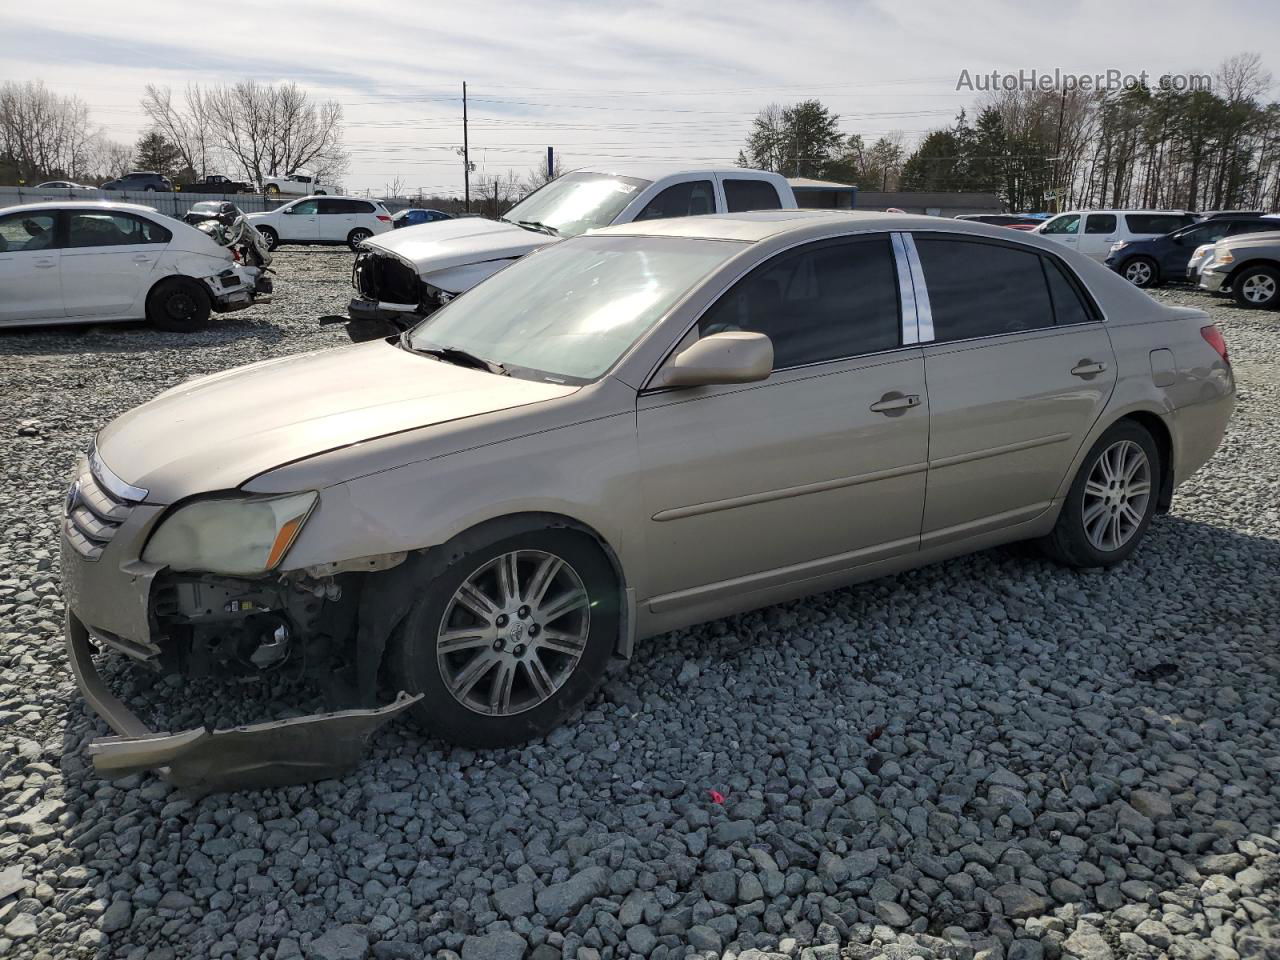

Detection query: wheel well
xmin=146 ymin=274 xmax=209 ymax=310
xmin=348 ymin=227 xmax=371 ymax=242
xmin=1118 ymin=411 xmax=1174 ymax=512
xmin=1225 ymin=258 xmax=1279 ymax=288
xmin=351 ymin=512 xmax=631 ymax=705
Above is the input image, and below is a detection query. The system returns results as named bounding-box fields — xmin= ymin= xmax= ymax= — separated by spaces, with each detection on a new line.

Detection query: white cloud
xmin=1 ymin=0 xmax=1273 ymax=193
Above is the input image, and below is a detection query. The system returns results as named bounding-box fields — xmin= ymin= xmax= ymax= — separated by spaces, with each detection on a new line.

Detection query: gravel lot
xmin=0 ymin=250 xmax=1276 ymax=960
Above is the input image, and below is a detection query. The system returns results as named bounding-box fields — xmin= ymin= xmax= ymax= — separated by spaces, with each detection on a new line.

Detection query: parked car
xmin=953 ymin=214 xmax=1046 ymax=229
xmin=177 ymin=174 xmax=253 ymax=194
xmin=1104 ymin=214 xmax=1280 ymax=287
xmin=392 ymin=208 xmax=453 ymax=228
xmin=1036 ymin=210 xmax=1198 ymax=262
xmin=1199 ymin=230 xmax=1280 ymax=308
xmin=246 ymin=196 xmax=393 ymax=251
xmin=0 ymin=201 xmax=269 ymax=330
xmin=341 ymin=165 xmax=797 ymax=340
xmin=100 ymin=171 xmax=174 ymax=193
xmin=262 ymin=172 xmax=337 ymax=197
xmin=34 ymin=180 xmax=91 ymax=190
xmin=61 ymin=211 xmax=1233 ymax=788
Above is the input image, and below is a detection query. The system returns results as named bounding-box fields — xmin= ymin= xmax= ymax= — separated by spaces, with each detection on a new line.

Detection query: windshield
xmin=503 ymin=172 xmax=651 ymax=238
xmin=407 ymin=235 xmax=743 ymax=382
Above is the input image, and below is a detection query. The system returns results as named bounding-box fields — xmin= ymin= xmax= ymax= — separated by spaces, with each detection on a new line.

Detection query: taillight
xmin=232 ymin=247 xmax=241 ymax=262
xmin=1201 ymin=324 xmax=1229 ymax=364
xmin=376 ymin=215 xmax=391 ymax=222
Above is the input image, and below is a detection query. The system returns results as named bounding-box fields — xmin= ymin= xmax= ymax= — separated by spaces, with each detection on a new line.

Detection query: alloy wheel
xmin=1241 ymin=272 xmax=1277 ymax=304
xmin=437 ymin=550 xmax=590 ymax=716
xmin=1124 ymin=261 xmax=1153 ymax=286
xmin=1081 ymin=439 xmax=1152 ymax=552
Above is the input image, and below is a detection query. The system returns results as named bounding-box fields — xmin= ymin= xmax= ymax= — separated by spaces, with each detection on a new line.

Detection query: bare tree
xmin=0 ymin=80 xmax=101 ymax=182
xmin=145 ymin=80 xmax=348 ymax=189
xmin=383 ymin=175 xmax=407 ymax=199
xmin=142 ymin=84 xmax=219 ymax=178
xmin=525 ymin=153 xmax=565 ymax=191
xmin=474 ymin=169 xmax=526 ymax=218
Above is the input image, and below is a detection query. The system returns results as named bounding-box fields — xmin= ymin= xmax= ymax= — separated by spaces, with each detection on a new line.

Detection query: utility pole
xmin=463 ymin=81 xmax=470 ymax=213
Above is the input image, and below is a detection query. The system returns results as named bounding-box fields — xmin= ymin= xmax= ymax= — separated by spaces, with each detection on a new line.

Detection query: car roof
xmin=570 ymin=163 xmax=782 ymax=182
xmin=596 ymin=209 xmax=1049 ymax=243
xmin=0 ymin=200 xmax=162 ymax=216
xmin=1052 ymin=209 xmax=1195 ymax=216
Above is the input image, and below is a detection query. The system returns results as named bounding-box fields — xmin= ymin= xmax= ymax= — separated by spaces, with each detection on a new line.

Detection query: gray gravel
xmin=0 ymin=251 xmax=1277 ymax=960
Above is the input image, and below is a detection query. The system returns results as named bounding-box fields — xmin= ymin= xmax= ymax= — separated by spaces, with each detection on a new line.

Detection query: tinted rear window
xmin=914 ymin=237 xmax=1054 ymax=341
xmin=1126 ymin=214 xmax=1195 ymax=234
xmin=723 ymin=179 xmax=783 ymax=213
xmin=1044 ymin=258 xmax=1095 ymax=326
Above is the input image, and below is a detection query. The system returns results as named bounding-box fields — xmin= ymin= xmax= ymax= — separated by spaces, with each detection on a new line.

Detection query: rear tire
xmin=1231 ymin=265 xmax=1280 ymax=309
xmin=1039 ymin=420 xmax=1161 ymax=568
xmin=256 ymin=226 xmax=279 ymax=251
xmin=347 ymin=228 xmax=373 ymax=251
xmin=389 ymin=529 xmax=618 ymax=748
xmin=1121 ymin=256 xmax=1158 ymax=288
xmin=146 ymin=277 xmax=211 ymax=332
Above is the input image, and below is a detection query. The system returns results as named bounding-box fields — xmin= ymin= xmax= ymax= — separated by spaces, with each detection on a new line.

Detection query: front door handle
xmin=132 ymin=254 xmax=153 ymax=263
xmin=34 ymin=259 xmax=57 ymax=268
xmin=1071 ymin=360 xmax=1108 ymax=378
xmin=870 ymin=392 xmax=921 ymax=415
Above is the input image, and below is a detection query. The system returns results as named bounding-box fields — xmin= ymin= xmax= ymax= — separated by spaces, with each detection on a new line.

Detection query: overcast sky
xmin=1 ymin=0 xmax=1275 ymax=194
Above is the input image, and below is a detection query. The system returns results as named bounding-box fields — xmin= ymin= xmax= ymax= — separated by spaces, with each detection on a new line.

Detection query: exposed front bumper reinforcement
xmin=66 ymin=614 xmax=422 ymax=793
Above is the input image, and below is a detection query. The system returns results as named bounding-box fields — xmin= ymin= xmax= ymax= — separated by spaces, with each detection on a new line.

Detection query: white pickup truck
xmin=263 ymin=171 xmax=340 ymax=197
xmin=337 ymin=165 xmax=797 ymax=340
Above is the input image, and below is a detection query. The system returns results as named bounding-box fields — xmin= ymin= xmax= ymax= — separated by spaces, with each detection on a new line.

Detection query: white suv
xmin=247 ymin=196 xmax=392 ymax=251
xmin=1035 ymin=209 xmax=1198 ymax=262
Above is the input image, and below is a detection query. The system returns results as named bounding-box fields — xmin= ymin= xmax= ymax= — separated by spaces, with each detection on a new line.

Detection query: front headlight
xmin=143 ymin=492 xmax=317 ymax=576
xmin=1216 ymin=250 xmax=1234 ymax=265
xmin=1110 ymin=241 xmax=1128 ymax=252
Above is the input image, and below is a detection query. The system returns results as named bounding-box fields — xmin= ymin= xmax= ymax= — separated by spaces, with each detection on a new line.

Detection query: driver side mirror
xmin=651 ymin=331 xmax=773 ymax=389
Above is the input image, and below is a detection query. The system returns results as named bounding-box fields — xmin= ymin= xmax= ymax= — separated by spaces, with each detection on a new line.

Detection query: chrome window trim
xmin=917 ymin=319 xmax=1105 ymax=351
xmin=898 ymin=233 xmax=933 ymax=342
xmin=890 ymin=232 xmax=919 ymax=345
xmin=90 ymin=445 xmax=148 ymax=503
xmin=639 ymin=229 xmax=909 ymax=390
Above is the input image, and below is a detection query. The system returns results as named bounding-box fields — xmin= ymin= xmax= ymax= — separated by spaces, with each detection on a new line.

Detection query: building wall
xmin=855 ymin=191 xmax=1003 ymax=217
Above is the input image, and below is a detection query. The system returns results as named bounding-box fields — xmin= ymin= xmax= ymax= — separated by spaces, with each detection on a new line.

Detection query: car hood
xmin=362 ymin=217 xmax=556 ymax=278
xmin=96 ymin=340 xmax=576 ymax=503
xmin=1221 ymin=229 xmax=1280 ymax=250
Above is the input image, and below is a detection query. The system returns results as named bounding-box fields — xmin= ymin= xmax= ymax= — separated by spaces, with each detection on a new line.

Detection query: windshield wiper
xmin=400 ymin=335 xmax=507 ymax=375
xmin=501 ymin=217 xmax=559 ymax=237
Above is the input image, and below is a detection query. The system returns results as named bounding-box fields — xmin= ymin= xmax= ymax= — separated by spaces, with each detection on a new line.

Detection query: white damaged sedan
xmin=0 ymin=201 xmax=270 ymax=331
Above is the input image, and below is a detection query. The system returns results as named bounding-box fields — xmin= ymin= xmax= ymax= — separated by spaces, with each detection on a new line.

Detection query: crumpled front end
xmin=203 ymin=262 xmax=273 ymax=314
xmin=60 ymin=451 xmax=419 ymax=792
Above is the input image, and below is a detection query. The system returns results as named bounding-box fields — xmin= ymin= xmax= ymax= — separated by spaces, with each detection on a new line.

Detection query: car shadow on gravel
xmin=50 ymin=511 xmax=1278 ymax=956
xmin=0 ymin=315 xmax=289 ymax=357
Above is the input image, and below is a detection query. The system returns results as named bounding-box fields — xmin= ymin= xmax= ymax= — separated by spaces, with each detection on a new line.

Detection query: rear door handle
xmin=34 ymin=259 xmax=57 ymax=268
xmin=1071 ymin=360 xmax=1108 ymax=378
xmin=132 ymin=254 xmax=153 ymax=263
xmin=870 ymin=393 xmax=921 ymax=415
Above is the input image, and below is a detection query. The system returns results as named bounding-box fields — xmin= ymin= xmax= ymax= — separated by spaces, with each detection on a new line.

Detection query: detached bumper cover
xmin=66 ymin=614 xmax=421 ymax=792
xmin=1199 ymin=267 xmax=1229 ymax=293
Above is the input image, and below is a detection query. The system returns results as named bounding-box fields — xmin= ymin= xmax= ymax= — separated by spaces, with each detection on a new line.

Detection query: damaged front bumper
xmin=205 ymin=265 xmax=274 ymax=314
xmin=66 ymin=613 xmax=421 ymax=792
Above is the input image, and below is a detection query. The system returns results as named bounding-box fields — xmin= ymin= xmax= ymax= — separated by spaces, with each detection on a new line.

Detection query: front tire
xmin=146 ymin=277 xmax=211 ymax=332
xmin=347 ymin=228 xmax=372 ymax=251
xmin=1121 ymin=256 xmax=1158 ymax=288
xmin=1231 ymin=265 xmax=1280 ymax=309
xmin=256 ymin=226 xmax=279 ymax=251
xmin=389 ymin=530 xmax=618 ymax=747
xmin=1040 ymin=421 xmax=1160 ymax=568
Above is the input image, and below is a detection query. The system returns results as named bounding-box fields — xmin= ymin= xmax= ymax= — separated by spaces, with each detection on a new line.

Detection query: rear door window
xmin=723 ymin=179 xmax=783 ymax=212
xmin=67 ymin=212 xmax=170 ymax=247
xmin=913 ymin=237 xmax=1054 ymax=341
xmin=635 ymin=180 xmax=716 ymax=220
xmin=1085 ymin=214 xmax=1117 ymax=234
xmin=698 ymin=235 xmax=901 ymax=368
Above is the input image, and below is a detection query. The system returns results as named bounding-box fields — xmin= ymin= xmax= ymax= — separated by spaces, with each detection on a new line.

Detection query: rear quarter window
xmin=1126 ymin=214 xmax=1195 ymax=234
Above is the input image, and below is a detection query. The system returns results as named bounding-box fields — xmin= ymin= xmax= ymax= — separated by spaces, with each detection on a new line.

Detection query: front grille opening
xmin=66 ymin=463 xmax=139 ymax=560
xmin=353 ymin=251 xmax=421 ymax=304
